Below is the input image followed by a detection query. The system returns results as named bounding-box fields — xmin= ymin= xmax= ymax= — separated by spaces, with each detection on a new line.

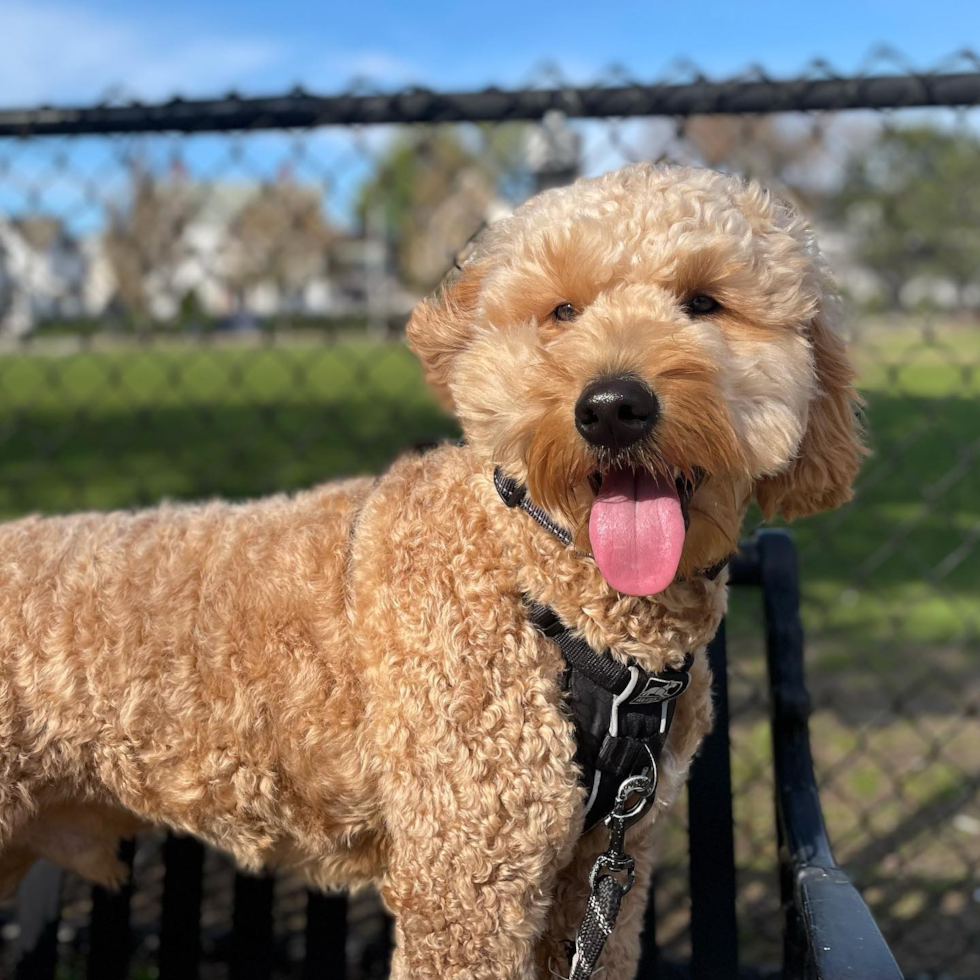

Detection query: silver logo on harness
xmin=630 ymin=675 xmax=689 ymax=705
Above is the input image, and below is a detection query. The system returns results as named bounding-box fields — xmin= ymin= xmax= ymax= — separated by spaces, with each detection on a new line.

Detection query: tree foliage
xmin=356 ymin=126 xmax=528 ymax=291
xmin=229 ymin=181 xmax=335 ymax=301
xmin=833 ymin=126 xmax=980 ymax=309
xmin=682 ymin=114 xmax=830 ymax=210
xmin=103 ymin=169 xmax=194 ymax=319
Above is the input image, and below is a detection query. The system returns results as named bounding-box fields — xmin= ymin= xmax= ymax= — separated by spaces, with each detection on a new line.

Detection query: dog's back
xmin=0 ymin=477 xmax=379 ymax=887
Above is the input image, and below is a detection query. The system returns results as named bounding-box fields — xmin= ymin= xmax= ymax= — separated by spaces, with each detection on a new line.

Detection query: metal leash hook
xmin=568 ymin=764 xmax=658 ymax=980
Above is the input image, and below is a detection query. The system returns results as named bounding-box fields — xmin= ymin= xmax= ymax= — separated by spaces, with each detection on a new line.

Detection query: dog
xmin=0 ymin=163 xmax=861 ymax=979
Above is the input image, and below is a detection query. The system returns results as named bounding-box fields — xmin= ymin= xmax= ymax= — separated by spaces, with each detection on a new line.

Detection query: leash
xmin=569 ymin=772 xmax=658 ymax=980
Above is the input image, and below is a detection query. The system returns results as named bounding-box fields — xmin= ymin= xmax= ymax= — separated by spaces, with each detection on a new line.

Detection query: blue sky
xmin=0 ymin=0 xmax=977 ymax=106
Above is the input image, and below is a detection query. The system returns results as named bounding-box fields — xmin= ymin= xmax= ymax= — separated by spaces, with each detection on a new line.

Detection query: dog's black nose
xmin=574 ymin=377 xmax=658 ymax=451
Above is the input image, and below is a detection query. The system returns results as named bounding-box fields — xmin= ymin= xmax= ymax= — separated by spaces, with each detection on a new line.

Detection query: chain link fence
xmin=0 ymin=53 xmax=977 ymax=979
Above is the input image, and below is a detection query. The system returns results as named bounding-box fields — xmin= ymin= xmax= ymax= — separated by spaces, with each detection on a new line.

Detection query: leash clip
xmin=571 ymin=766 xmax=659 ymax=979
xmin=610 ymin=767 xmax=658 ymax=824
xmin=588 ymin=766 xmax=658 ymax=894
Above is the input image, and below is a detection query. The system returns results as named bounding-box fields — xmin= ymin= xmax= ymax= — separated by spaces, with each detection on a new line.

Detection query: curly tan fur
xmin=0 ymin=164 xmax=860 ymax=979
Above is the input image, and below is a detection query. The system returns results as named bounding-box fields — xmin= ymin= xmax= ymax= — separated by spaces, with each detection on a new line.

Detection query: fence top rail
xmin=1 ymin=70 xmax=979 ymax=137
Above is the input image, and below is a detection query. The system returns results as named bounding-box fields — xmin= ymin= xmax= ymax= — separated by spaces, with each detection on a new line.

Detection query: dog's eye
xmin=684 ymin=294 xmax=721 ymax=316
xmin=551 ymin=303 xmax=579 ymax=322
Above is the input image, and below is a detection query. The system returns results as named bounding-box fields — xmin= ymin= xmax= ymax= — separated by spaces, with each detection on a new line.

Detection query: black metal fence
xmin=0 ymin=54 xmax=977 ymax=979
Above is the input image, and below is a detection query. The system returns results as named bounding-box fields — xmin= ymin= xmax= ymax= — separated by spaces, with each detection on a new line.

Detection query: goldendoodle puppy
xmin=0 ymin=163 xmax=862 ymax=979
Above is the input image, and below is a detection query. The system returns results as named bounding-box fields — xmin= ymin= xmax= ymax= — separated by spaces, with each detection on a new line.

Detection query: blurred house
xmin=0 ymin=216 xmax=88 ymax=336
xmin=90 ymin=173 xmax=416 ymax=327
xmin=0 ymin=177 xmax=414 ymax=333
xmin=99 ymin=175 xmax=342 ymax=322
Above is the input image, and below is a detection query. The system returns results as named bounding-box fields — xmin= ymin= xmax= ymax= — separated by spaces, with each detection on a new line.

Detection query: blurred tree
xmin=683 ymin=115 xmax=828 ymax=208
xmin=832 ymin=126 xmax=980 ymax=311
xmin=356 ymin=126 xmax=528 ymax=291
xmin=229 ymin=179 xmax=335 ymax=309
xmin=103 ymin=167 xmax=194 ymax=323
xmin=178 ymin=288 xmax=205 ymax=329
xmin=13 ymin=215 xmax=66 ymax=251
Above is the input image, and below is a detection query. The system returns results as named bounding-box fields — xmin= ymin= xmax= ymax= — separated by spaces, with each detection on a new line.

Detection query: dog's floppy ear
xmin=406 ymin=261 xmax=487 ymax=409
xmin=755 ymin=294 xmax=865 ymax=521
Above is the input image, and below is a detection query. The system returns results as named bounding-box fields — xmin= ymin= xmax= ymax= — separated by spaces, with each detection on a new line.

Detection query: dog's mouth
xmin=586 ymin=466 xmax=698 ymax=597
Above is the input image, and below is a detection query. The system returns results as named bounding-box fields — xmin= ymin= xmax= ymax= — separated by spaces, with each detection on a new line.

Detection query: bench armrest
xmin=734 ymin=531 xmax=904 ymax=980
xmin=795 ymin=865 xmax=903 ymax=980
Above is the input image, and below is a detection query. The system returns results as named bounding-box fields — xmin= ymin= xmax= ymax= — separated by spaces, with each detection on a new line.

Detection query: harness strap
xmin=524 ymin=607 xmax=693 ymax=980
xmin=526 ymin=602 xmax=633 ymax=695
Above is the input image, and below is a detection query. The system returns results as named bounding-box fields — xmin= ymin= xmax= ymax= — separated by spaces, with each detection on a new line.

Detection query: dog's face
xmin=408 ymin=164 xmax=863 ymax=596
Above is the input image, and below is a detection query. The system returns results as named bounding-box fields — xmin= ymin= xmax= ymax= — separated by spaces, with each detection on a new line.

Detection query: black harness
xmin=493 ymin=466 xmax=725 ymax=978
xmin=525 ymin=601 xmax=691 ymax=834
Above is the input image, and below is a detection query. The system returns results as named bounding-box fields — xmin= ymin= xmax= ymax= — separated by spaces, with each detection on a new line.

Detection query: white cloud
xmin=0 ymin=1 xmax=281 ymax=106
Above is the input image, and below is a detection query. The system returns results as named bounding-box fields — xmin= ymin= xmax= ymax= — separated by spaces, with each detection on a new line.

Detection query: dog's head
xmin=408 ymin=164 xmax=863 ymax=595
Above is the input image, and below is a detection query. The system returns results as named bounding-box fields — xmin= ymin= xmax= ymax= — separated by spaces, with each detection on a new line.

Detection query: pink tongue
xmin=589 ymin=468 xmax=686 ymax=596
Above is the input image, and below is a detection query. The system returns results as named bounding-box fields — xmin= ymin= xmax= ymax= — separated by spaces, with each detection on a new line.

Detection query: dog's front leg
xmin=536 ymin=816 xmax=658 ymax=980
xmin=381 ymin=763 xmax=581 ymax=980
xmin=382 ymin=771 xmax=580 ymax=980
xmin=374 ymin=646 xmax=581 ymax=980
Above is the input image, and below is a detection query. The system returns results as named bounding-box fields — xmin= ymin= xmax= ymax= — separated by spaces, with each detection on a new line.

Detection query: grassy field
xmin=0 ymin=339 xmax=456 ymax=512
xmin=0 ymin=325 xmax=976 ymax=976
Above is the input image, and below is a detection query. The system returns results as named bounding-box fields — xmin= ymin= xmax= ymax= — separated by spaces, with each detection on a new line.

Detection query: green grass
xmin=782 ymin=381 xmax=978 ymax=645
xmin=742 ymin=323 xmax=980 ymax=648
xmin=0 ymin=340 xmax=458 ymax=513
